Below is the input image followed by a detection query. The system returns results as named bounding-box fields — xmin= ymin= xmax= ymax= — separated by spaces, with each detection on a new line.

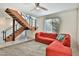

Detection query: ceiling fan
xmin=30 ymin=3 xmax=48 ymax=11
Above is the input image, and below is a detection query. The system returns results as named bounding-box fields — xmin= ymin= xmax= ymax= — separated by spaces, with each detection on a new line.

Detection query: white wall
xmin=77 ymin=8 xmax=79 ymax=46
xmin=36 ymin=16 xmax=45 ymax=32
xmin=57 ymin=9 xmax=77 ymax=49
xmin=58 ymin=9 xmax=77 ymax=40
xmin=46 ymin=9 xmax=78 ymax=47
xmin=0 ymin=12 xmax=13 ymax=38
xmin=27 ymin=16 xmax=45 ymax=39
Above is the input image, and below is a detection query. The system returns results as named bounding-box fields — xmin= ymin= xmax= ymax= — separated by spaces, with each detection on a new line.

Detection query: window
xmin=44 ymin=18 xmax=61 ymax=33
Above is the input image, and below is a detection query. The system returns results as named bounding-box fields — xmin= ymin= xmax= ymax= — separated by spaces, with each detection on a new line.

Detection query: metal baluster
xmin=16 ymin=24 xmax=17 ymax=31
xmin=35 ymin=19 xmax=37 ymax=30
xmin=4 ymin=31 xmax=6 ymax=42
xmin=3 ymin=31 xmax=5 ymax=40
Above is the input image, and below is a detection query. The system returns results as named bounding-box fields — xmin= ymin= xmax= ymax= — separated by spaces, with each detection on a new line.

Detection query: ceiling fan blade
xmin=30 ymin=7 xmax=36 ymax=11
xmin=39 ymin=6 xmax=48 ymax=11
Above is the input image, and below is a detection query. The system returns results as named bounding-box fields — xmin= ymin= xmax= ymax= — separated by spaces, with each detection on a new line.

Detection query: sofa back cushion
xmin=40 ymin=32 xmax=57 ymax=39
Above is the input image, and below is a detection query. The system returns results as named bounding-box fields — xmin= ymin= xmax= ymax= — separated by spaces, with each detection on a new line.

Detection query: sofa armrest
xmin=62 ymin=34 xmax=71 ymax=47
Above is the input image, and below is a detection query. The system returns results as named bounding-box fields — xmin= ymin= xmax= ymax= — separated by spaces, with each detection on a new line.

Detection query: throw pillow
xmin=56 ymin=34 xmax=65 ymax=41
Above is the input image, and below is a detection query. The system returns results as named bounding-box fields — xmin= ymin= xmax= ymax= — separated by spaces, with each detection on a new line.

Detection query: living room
xmin=0 ymin=3 xmax=78 ymax=56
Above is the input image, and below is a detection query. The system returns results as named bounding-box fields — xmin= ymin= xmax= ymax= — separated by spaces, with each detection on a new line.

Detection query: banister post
xmin=13 ymin=19 xmax=15 ymax=41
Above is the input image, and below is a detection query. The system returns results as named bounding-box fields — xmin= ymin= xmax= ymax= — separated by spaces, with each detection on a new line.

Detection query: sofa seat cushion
xmin=46 ymin=41 xmax=72 ymax=56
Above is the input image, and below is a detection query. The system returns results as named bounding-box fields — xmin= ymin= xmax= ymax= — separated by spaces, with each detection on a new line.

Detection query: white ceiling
xmin=0 ymin=3 xmax=78 ymax=17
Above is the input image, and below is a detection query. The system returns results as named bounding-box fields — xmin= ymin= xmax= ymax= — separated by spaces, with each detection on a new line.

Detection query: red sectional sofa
xmin=35 ymin=32 xmax=57 ymax=45
xmin=35 ymin=32 xmax=71 ymax=47
xmin=46 ymin=40 xmax=72 ymax=56
xmin=35 ymin=32 xmax=72 ymax=56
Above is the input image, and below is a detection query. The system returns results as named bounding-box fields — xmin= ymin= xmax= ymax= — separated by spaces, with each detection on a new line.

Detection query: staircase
xmin=5 ymin=27 xmax=25 ymax=42
xmin=5 ymin=8 xmax=30 ymax=29
xmin=5 ymin=8 xmax=36 ymax=42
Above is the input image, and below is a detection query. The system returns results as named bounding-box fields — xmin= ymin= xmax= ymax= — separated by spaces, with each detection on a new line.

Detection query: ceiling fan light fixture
xmin=36 ymin=7 xmax=40 ymax=10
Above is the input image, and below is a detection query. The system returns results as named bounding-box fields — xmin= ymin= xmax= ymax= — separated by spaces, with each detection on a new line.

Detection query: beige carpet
xmin=0 ymin=40 xmax=47 ymax=56
xmin=0 ymin=39 xmax=79 ymax=56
